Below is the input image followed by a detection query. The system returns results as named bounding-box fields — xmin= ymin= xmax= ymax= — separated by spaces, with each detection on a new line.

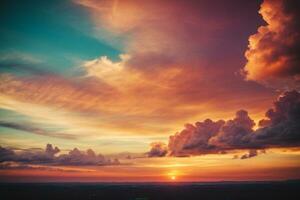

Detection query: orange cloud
xmin=243 ymin=0 xmax=300 ymax=89
xmin=0 ymin=0 xmax=276 ymax=151
xmin=75 ymin=0 xmax=275 ymax=121
xmin=77 ymin=0 xmax=230 ymax=67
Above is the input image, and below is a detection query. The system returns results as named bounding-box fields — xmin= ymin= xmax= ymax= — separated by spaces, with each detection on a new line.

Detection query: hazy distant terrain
xmin=1 ymin=181 xmax=299 ymax=200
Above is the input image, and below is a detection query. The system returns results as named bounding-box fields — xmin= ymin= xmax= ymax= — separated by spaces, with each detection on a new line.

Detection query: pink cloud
xmin=151 ymin=90 xmax=300 ymax=159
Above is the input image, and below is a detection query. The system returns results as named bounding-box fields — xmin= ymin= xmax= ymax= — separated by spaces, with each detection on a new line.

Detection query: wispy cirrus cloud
xmin=0 ymin=0 xmax=275 ymax=142
xmin=0 ymin=51 xmax=42 ymax=64
xmin=0 ymin=161 xmax=96 ymax=172
xmin=0 ymin=121 xmax=76 ymax=139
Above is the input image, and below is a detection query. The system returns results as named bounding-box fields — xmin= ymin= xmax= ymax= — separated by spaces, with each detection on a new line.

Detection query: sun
xmin=167 ymin=170 xmax=179 ymax=181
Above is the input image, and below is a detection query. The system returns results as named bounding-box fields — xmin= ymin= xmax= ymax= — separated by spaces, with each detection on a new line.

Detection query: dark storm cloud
xmin=150 ymin=90 xmax=300 ymax=159
xmin=0 ymin=144 xmax=120 ymax=167
xmin=251 ymin=90 xmax=300 ymax=147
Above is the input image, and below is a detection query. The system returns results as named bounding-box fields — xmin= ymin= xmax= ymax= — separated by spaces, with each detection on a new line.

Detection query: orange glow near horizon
xmin=0 ymin=149 xmax=299 ymax=182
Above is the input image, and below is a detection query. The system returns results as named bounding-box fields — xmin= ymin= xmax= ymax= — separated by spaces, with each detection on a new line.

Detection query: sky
xmin=0 ymin=0 xmax=300 ymax=182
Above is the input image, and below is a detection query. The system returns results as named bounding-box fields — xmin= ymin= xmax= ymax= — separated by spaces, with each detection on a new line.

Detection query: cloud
xmin=252 ymin=90 xmax=300 ymax=147
xmin=0 ymin=146 xmax=15 ymax=162
xmin=0 ymin=144 xmax=120 ymax=166
xmin=0 ymin=121 xmax=77 ymax=139
xmin=239 ymin=149 xmax=266 ymax=160
xmin=0 ymin=144 xmax=59 ymax=164
xmin=0 ymin=72 xmax=193 ymax=136
xmin=243 ymin=0 xmax=300 ymax=89
xmin=77 ymin=0 xmax=257 ymax=70
xmin=151 ymin=90 xmax=300 ymax=158
xmin=0 ymin=51 xmax=42 ymax=64
xmin=0 ymin=0 xmax=276 ymax=139
xmin=209 ymin=110 xmax=255 ymax=148
xmin=168 ymin=119 xmax=225 ymax=156
xmin=83 ymin=54 xmax=130 ymax=84
xmin=147 ymin=142 xmax=168 ymax=157
xmin=75 ymin=0 xmax=274 ymax=112
xmin=57 ymin=148 xmax=119 ymax=166
xmin=0 ymin=161 xmax=96 ymax=172
xmin=240 ymin=149 xmax=258 ymax=159
xmin=0 ymin=51 xmax=49 ymax=76
xmin=0 ymin=73 xmax=116 ymax=114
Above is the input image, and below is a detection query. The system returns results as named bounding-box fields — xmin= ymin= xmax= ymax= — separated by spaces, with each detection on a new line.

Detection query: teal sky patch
xmin=0 ymin=0 xmax=122 ymax=76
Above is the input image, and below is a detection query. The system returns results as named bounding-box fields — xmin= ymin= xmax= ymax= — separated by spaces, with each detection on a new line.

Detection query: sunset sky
xmin=0 ymin=0 xmax=300 ymax=182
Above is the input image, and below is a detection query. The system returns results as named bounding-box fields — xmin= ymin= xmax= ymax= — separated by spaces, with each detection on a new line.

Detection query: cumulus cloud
xmin=0 ymin=144 xmax=60 ymax=164
xmin=243 ymin=0 xmax=300 ymax=89
xmin=56 ymin=148 xmax=119 ymax=166
xmin=209 ymin=110 xmax=255 ymax=149
xmin=151 ymin=90 xmax=300 ymax=159
xmin=252 ymin=90 xmax=300 ymax=147
xmin=0 ymin=144 xmax=120 ymax=167
xmin=168 ymin=119 xmax=224 ymax=156
xmin=147 ymin=142 xmax=168 ymax=157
